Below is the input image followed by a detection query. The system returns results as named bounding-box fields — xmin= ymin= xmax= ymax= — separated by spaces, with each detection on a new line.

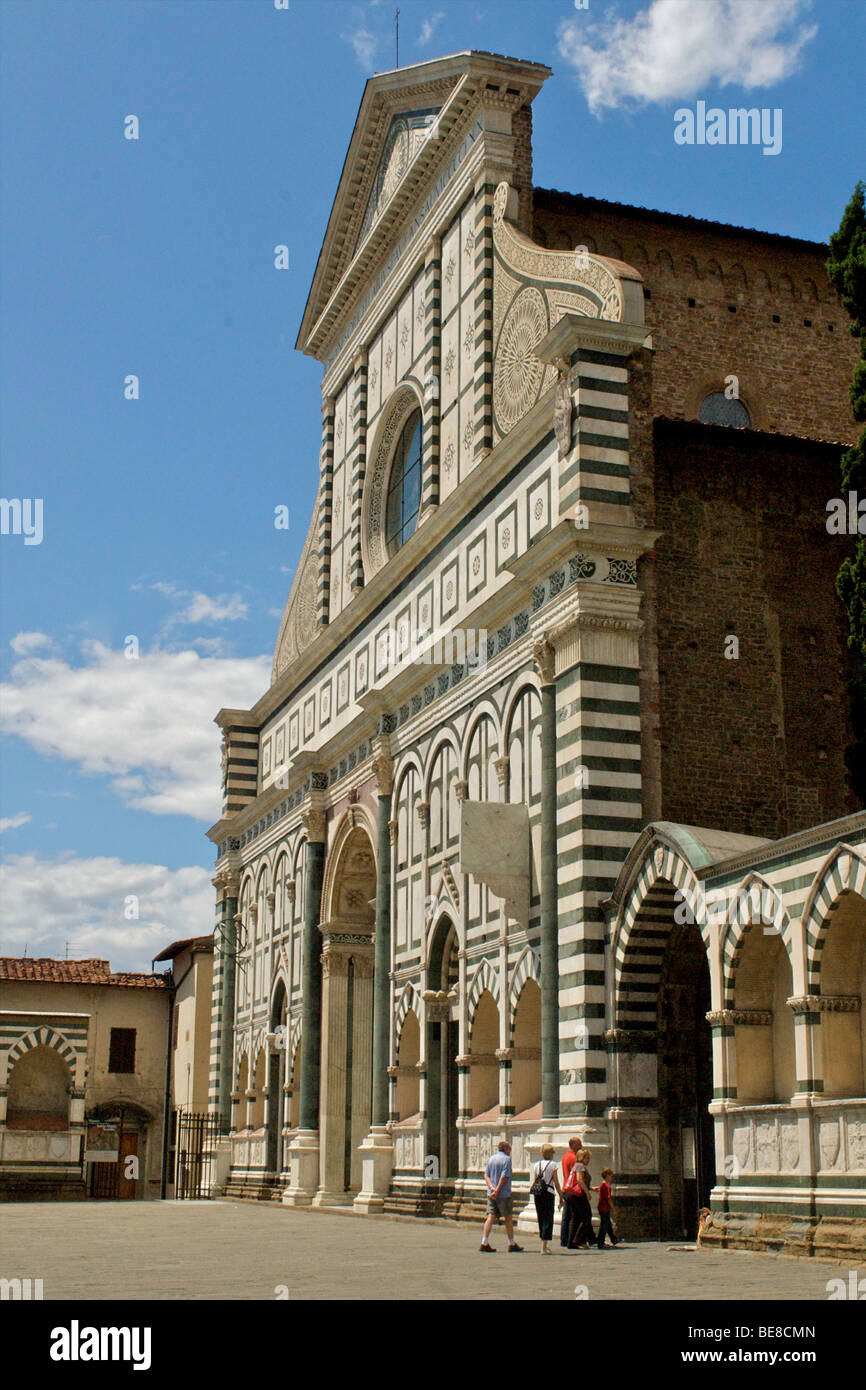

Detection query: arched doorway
xmin=426 ymin=915 xmax=459 ymax=1180
xmin=658 ymin=920 xmax=714 ymax=1240
xmin=317 ymin=816 xmax=377 ymax=1201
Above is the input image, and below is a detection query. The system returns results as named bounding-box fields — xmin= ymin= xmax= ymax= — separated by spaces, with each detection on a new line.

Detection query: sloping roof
xmin=533 ymin=187 xmax=830 ymax=254
xmin=153 ymin=936 xmax=213 ymax=963
xmin=0 ymin=958 xmax=170 ymax=990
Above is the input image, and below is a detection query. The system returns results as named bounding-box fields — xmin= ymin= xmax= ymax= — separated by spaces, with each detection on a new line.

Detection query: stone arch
xmin=395 ymin=1007 xmax=421 ymax=1120
xmin=509 ymin=944 xmax=540 ymax=1021
xmin=423 ymin=727 xmax=461 ymax=802
xmin=502 ymin=676 xmax=542 ymax=746
xmin=396 ymin=981 xmax=422 ymax=1036
xmin=653 ymin=249 xmax=674 ymax=275
xmin=612 ymin=841 xmax=708 ymax=1031
xmin=703 ymin=258 xmax=723 ymax=283
xmin=321 ymin=806 xmax=378 ymax=925
xmin=3 ymin=1024 xmax=84 ymax=1087
xmin=468 ymin=957 xmax=500 ymax=1014
xmin=360 ymin=380 xmax=424 ymax=581
xmin=801 ymin=843 xmax=866 ymax=988
xmin=425 ymin=910 xmax=460 ymax=992
xmin=721 ymin=873 xmax=792 ymax=1005
xmin=462 ymin=699 xmax=502 ymax=777
xmin=727 ymin=263 xmax=747 ymax=290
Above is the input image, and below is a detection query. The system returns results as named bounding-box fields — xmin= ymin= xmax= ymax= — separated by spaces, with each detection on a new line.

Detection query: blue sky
xmin=0 ymin=0 xmax=862 ymax=969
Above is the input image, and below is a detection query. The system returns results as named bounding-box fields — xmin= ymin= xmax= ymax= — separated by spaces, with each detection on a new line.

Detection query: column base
xmin=281 ymin=1129 xmax=319 ymax=1206
xmin=353 ymin=1126 xmax=395 ymax=1214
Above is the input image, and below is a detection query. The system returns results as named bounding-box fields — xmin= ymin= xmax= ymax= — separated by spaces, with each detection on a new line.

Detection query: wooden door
xmin=117 ymin=1131 xmax=138 ymax=1199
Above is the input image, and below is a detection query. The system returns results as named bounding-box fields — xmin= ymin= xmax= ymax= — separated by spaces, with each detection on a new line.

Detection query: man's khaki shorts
xmin=486 ymin=1195 xmax=513 ymax=1219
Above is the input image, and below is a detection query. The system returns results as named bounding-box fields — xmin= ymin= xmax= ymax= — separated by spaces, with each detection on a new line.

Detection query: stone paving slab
xmin=0 ymin=1199 xmax=860 ymax=1301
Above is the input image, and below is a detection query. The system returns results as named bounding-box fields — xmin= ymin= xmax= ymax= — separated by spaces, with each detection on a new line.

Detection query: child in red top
xmin=595 ymin=1167 xmax=619 ymax=1248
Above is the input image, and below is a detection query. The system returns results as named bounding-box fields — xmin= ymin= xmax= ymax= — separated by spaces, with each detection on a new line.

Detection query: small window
xmin=699 ymin=392 xmax=751 ymax=429
xmin=108 ymin=1027 xmax=136 ymax=1074
xmin=385 ymin=409 xmax=422 ymax=554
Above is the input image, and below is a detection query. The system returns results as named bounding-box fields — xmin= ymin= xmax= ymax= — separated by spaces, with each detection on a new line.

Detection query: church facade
xmin=206 ymin=52 xmax=866 ymax=1256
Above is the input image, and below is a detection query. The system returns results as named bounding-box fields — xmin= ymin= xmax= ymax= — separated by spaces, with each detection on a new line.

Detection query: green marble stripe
xmin=578 ymin=374 xmax=628 ymax=397
xmin=557 ymin=725 xmax=641 ymax=746
xmin=561 ymin=458 xmax=630 ymax=484
xmin=577 ymin=402 xmax=629 ymax=424
xmin=579 ymin=348 xmax=630 ymax=370
xmin=564 ymin=485 xmax=631 ymax=506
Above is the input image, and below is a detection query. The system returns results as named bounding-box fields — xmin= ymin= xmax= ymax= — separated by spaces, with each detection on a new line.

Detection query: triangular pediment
xmin=296 ymin=50 xmax=550 ymax=361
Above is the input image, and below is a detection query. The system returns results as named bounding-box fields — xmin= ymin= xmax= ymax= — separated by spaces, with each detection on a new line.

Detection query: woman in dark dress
xmin=568 ymin=1148 xmax=596 ymax=1248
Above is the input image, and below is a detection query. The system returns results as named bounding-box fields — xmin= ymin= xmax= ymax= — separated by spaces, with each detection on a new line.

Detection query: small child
xmin=595 ymin=1167 xmax=619 ymax=1248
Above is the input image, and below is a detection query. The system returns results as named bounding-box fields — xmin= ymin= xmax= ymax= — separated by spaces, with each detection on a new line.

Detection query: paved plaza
xmin=1 ymin=1200 xmax=860 ymax=1301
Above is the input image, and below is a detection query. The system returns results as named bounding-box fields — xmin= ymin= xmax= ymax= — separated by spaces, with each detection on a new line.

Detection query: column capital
xmin=425 ymin=234 xmax=441 ymax=265
xmin=322 ymin=394 xmax=335 ymax=417
xmin=301 ymin=805 xmax=328 ymax=843
xmin=212 ymin=867 xmax=240 ymax=897
xmin=388 ymin=819 xmax=398 ymax=845
xmin=372 ymin=750 xmax=394 ymax=797
xmin=454 ymin=779 xmax=469 ymax=802
xmin=532 ymin=633 xmax=557 ymax=686
xmin=493 ymin=756 xmax=510 ymax=790
xmin=353 ymin=346 xmax=368 ymax=372
xmin=416 ymin=800 xmax=430 ymax=829
xmin=787 ymin=994 xmax=861 ymax=1014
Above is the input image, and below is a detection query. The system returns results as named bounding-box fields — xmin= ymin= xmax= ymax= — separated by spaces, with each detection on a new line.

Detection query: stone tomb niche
xmin=318 ymin=824 xmax=377 ymax=1200
xmin=6 ymin=1045 xmax=71 ymax=1130
xmin=820 ymin=892 xmax=866 ymax=1097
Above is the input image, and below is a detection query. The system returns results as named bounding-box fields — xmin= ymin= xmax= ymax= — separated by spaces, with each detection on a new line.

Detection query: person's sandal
xmin=479 ymin=1244 xmax=496 ymax=1252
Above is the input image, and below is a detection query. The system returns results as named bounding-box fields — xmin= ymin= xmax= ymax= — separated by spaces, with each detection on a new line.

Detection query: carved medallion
xmin=493 ymin=286 xmax=549 ymax=432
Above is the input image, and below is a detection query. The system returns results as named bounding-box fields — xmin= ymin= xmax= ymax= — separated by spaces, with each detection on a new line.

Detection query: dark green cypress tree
xmin=827 ymin=181 xmax=866 ymax=801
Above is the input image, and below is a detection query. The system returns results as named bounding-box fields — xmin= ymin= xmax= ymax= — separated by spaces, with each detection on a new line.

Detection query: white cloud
xmin=343 ymin=26 xmax=378 ymax=68
xmin=10 ymin=632 xmax=51 ymax=655
xmin=418 ymin=12 xmax=445 ymax=47
xmin=0 ymin=642 xmax=270 ymax=822
xmin=557 ymin=0 xmax=817 ymax=115
xmin=0 ymin=812 xmax=31 ymax=833
xmin=151 ymin=582 xmax=248 ymax=626
xmin=0 ymin=852 xmax=213 ymax=973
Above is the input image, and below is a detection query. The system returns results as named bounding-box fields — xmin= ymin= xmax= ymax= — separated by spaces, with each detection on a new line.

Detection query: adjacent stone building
xmin=206 ymin=51 xmax=865 ymax=1256
xmin=0 ymin=958 xmax=171 ymax=1200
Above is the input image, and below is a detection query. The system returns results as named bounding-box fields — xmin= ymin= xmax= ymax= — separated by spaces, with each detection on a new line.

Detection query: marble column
xmin=355 ymin=744 xmax=397 ymax=1213
xmin=283 ymin=803 xmax=326 ymax=1206
xmin=533 ymin=636 xmax=559 ymax=1120
xmin=216 ymin=870 xmax=239 ymax=1135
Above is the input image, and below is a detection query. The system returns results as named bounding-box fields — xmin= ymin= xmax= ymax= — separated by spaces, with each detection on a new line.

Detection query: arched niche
xmin=6 ymin=1045 xmax=71 ymax=1130
xmin=733 ymin=927 xmax=795 ymax=1102
xmin=511 ymin=979 xmax=541 ymax=1117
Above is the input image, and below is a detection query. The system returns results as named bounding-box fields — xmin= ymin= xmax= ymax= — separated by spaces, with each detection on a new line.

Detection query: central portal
xmin=317 ymin=818 xmax=377 ymax=1203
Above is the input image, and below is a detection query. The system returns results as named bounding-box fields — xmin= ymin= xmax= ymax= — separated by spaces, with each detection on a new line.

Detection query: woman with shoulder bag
xmin=530 ymin=1143 xmax=561 ymax=1254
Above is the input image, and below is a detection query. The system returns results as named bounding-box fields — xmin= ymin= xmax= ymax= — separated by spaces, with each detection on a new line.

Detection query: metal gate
xmin=174 ymin=1111 xmax=218 ymax=1199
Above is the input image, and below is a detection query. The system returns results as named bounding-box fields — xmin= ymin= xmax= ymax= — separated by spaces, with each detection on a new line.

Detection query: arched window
xmin=385 ymin=408 xmax=422 ymax=553
xmin=699 ymin=391 xmax=751 ymax=428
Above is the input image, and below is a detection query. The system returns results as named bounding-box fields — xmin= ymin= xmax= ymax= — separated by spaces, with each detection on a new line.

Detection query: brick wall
xmin=533 ymin=189 xmax=859 ymax=447
xmin=648 ymin=419 xmax=856 ymax=839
